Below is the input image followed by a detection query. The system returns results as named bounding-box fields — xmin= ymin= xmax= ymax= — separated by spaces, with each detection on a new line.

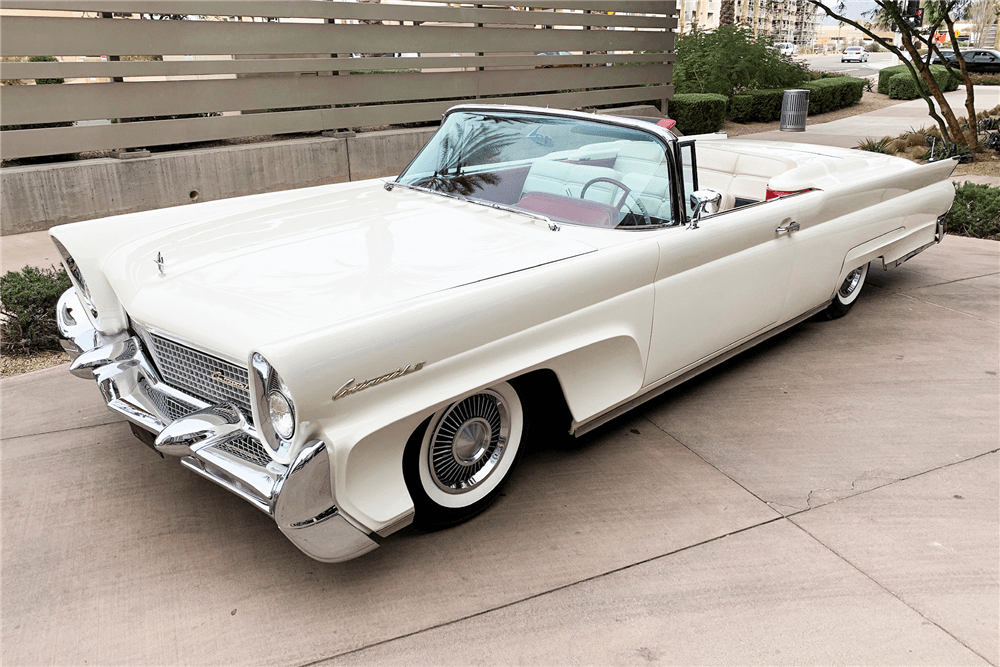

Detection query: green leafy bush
xmin=947 ymin=183 xmax=1000 ymax=240
xmin=673 ymin=26 xmax=808 ymax=99
xmin=0 ymin=265 xmax=72 ymax=354
xmin=801 ymin=77 xmax=865 ymax=114
xmin=670 ymin=93 xmax=728 ymax=135
xmin=877 ymin=64 xmax=960 ymax=98
xmin=730 ymin=89 xmax=786 ymax=123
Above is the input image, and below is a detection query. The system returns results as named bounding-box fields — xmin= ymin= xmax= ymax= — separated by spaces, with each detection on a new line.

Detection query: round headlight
xmin=267 ymin=390 xmax=295 ymax=440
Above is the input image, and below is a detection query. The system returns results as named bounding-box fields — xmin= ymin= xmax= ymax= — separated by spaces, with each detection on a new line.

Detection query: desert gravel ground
xmin=1 ymin=350 xmax=71 ymax=378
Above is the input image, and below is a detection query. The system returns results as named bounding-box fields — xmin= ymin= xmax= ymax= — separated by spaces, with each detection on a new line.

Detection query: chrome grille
xmin=136 ymin=375 xmax=201 ymax=422
xmin=217 ymin=435 xmax=271 ymax=467
xmin=144 ymin=332 xmax=253 ymax=417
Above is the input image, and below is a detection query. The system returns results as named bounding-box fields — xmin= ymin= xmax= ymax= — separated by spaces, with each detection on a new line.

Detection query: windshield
xmin=396 ymin=110 xmax=676 ymax=228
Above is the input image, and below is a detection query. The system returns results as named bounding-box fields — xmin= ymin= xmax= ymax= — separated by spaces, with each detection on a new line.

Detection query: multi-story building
xmin=679 ymin=0 xmax=823 ymax=51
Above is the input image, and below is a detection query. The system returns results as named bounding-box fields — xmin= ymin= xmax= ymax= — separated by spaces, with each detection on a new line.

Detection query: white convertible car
xmin=53 ymin=105 xmax=955 ymax=562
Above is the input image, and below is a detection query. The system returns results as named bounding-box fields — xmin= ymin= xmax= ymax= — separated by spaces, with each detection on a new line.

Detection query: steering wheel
xmin=579 ymin=176 xmax=652 ymax=227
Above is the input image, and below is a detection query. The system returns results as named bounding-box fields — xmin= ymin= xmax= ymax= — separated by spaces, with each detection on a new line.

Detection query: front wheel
xmin=404 ymin=381 xmax=525 ymax=529
xmin=823 ymin=262 xmax=869 ymax=319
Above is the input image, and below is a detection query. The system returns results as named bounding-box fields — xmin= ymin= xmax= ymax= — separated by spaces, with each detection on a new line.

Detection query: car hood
xmin=102 ymin=181 xmax=596 ymax=361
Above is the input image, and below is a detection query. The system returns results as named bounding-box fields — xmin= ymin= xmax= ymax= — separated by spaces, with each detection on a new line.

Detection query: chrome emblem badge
xmin=211 ymin=370 xmax=249 ymax=391
xmin=333 ymin=362 xmax=426 ymax=400
xmin=155 ymin=251 xmax=165 ymax=276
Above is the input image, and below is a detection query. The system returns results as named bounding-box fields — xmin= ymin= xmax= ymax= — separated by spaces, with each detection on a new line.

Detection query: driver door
xmin=643 ymin=196 xmax=803 ymax=386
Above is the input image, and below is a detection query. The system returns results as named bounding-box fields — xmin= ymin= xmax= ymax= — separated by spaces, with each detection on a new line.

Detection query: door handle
xmin=776 ymin=219 xmax=800 ymax=234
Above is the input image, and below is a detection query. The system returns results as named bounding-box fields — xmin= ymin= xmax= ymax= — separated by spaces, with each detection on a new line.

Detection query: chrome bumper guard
xmin=891 ymin=213 xmax=948 ymax=269
xmin=56 ymin=288 xmax=378 ymax=563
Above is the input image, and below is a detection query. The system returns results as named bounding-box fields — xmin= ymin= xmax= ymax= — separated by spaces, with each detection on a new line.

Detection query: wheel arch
xmin=331 ymin=334 xmax=645 ymax=535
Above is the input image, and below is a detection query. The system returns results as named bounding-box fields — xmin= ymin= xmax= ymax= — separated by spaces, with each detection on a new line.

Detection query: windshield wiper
xmin=383 ymin=180 xmax=553 ymax=226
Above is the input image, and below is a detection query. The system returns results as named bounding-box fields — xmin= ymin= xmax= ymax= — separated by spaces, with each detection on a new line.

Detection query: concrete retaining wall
xmin=1 ymin=126 xmax=438 ymax=235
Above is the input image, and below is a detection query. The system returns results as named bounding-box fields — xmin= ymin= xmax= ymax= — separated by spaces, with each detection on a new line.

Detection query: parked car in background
xmin=932 ymin=48 xmax=1000 ymax=73
xmin=775 ymin=42 xmax=796 ymax=56
xmin=842 ymin=47 xmax=869 ymax=63
xmin=53 ymin=105 xmax=957 ymax=563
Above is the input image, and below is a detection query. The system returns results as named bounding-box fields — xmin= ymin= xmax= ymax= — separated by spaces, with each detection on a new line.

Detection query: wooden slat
xmin=365 ymin=0 xmax=674 ymax=11
xmin=4 ymin=0 xmax=676 ymax=20
xmin=1 ymin=52 xmax=676 ymax=78
xmin=0 ymin=85 xmax=672 ymax=159
xmin=1 ymin=64 xmax=671 ymax=124
xmin=1 ymin=0 xmax=674 ymax=28
xmin=0 ymin=16 xmax=672 ymax=57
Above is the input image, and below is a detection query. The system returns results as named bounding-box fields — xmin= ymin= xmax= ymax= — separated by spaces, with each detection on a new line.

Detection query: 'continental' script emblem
xmin=333 ymin=362 xmax=426 ymax=400
xmin=211 ymin=370 xmax=249 ymax=391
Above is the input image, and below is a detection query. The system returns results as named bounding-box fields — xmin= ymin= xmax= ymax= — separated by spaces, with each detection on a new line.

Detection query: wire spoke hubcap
xmin=839 ymin=267 xmax=864 ymax=299
xmin=430 ymin=390 xmax=509 ymax=494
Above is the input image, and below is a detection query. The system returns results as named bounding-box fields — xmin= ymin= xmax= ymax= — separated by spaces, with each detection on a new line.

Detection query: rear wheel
xmin=404 ymin=381 xmax=525 ymax=529
xmin=824 ymin=262 xmax=869 ymax=319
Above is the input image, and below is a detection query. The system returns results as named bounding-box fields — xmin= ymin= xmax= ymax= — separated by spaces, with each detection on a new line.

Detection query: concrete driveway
xmin=2 ymin=235 xmax=997 ymax=666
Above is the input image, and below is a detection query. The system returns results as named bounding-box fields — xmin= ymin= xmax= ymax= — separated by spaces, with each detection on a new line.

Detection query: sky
xmin=814 ymin=1 xmax=882 ymax=24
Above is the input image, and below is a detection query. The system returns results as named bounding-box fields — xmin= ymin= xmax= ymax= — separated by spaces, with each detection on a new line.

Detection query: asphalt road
xmin=801 ymin=51 xmax=897 ymax=77
xmin=2 ymin=234 xmax=997 ymax=666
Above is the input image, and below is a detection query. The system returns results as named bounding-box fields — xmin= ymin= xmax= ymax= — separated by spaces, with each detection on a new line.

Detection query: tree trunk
xmin=720 ymin=0 xmax=736 ymax=26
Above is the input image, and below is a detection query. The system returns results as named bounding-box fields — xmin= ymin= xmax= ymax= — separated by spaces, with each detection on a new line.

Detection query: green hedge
xmin=670 ymin=93 xmax=728 ymax=135
xmin=730 ymin=88 xmax=786 ymax=123
xmin=948 ymin=182 xmax=1000 ymax=240
xmin=728 ymin=77 xmax=864 ymax=123
xmin=878 ymin=64 xmax=960 ymax=98
xmin=800 ymin=77 xmax=865 ymax=114
xmin=0 ymin=265 xmax=72 ymax=354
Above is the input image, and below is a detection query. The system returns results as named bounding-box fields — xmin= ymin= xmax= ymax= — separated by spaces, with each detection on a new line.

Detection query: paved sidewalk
xmin=744 ymin=85 xmax=1000 ymax=151
xmin=1 ymin=89 xmax=998 ymax=666
xmin=2 ymin=235 xmax=996 ymax=666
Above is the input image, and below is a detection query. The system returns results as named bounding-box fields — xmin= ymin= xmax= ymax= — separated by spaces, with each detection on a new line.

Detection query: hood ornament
xmin=155 ymin=252 xmax=165 ymax=276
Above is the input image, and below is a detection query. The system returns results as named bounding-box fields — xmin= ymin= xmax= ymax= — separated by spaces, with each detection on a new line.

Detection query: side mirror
xmin=689 ymin=189 xmax=722 ymax=228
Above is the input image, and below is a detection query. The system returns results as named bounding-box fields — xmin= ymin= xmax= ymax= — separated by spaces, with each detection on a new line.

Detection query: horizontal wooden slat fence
xmin=0 ymin=0 xmax=676 ymax=160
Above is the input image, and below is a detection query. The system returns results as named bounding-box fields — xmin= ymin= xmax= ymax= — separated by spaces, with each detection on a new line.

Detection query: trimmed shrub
xmin=878 ymin=64 xmax=960 ymax=98
xmin=730 ymin=88 xmax=786 ymax=123
xmin=800 ymin=77 xmax=865 ymax=114
xmin=670 ymin=93 xmax=728 ymax=135
xmin=947 ymin=182 xmax=1000 ymax=240
xmin=0 ymin=265 xmax=72 ymax=354
xmin=968 ymin=73 xmax=1000 ymax=86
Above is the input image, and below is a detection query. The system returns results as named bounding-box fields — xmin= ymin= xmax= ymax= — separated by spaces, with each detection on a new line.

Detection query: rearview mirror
xmin=689 ymin=189 xmax=722 ymax=228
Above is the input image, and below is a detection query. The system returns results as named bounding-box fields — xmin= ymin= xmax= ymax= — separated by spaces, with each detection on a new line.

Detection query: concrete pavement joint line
xmin=782 ymin=448 xmax=1000 ymax=522
xmin=867 ymin=281 xmax=999 ymax=327
xmin=297 ymin=515 xmax=788 ymax=667
xmin=894 ymin=290 xmax=1000 ymax=327
xmin=786 ymin=520 xmax=995 ymax=665
xmin=637 ymin=414 xmax=793 ymax=512
xmin=905 ymin=270 xmax=1000 ymax=290
xmin=0 ymin=418 xmax=125 ymax=443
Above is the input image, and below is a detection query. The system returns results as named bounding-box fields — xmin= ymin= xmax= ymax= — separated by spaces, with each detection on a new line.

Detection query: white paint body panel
xmin=50 ymin=132 xmax=957 ymax=536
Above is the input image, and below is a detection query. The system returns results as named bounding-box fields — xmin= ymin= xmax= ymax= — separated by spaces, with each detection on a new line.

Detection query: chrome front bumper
xmin=57 ymin=288 xmax=378 ymax=563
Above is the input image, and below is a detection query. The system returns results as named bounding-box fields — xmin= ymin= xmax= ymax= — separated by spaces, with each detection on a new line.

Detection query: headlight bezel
xmin=251 ymin=352 xmax=297 ymax=453
xmin=52 ymin=237 xmax=99 ymax=320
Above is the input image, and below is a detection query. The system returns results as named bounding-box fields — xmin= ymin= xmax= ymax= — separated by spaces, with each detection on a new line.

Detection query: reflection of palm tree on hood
xmin=414 ymin=115 xmax=521 ymax=197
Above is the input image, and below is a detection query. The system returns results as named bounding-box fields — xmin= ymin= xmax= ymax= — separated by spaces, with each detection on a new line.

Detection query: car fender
xmin=256 ymin=240 xmax=659 ymax=531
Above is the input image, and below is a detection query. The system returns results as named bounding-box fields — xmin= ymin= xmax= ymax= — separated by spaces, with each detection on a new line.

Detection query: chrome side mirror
xmin=689 ymin=189 xmax=722 ymax=229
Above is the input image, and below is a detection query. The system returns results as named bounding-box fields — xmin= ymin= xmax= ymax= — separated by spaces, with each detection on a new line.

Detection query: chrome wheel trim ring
xmin=838 ymin=266 xmax=864 ymax=300
xmin=428 ymin=389 xmax=510 ymax=495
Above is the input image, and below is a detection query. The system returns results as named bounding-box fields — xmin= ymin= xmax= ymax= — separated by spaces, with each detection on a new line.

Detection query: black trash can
xmin=780 ymin=89 xmax=810 ymax=132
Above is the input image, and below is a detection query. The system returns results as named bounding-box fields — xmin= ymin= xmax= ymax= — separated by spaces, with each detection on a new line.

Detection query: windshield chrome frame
xmin=394 ymin=104 xmax=684 ymax=230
